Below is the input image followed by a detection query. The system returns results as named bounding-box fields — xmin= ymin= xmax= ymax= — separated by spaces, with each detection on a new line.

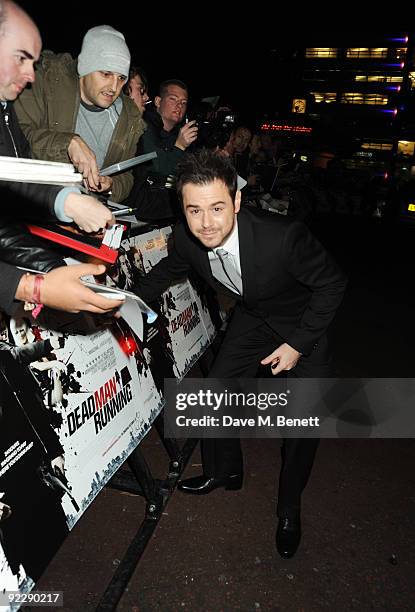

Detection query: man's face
xmin=232 ymin=128 xmax=252 ymax=154
xmin=155 ymin=84 xmax=187 ymax=131
xmin=80 ymin=70 xmax=127 ymax=108
xmin=182 ymin=179 xmax=241 ymax=249
xmin=0 ymin=5 xmax=42 ymax=101
xmin=128 ymin=74 xmax=149 ymax=113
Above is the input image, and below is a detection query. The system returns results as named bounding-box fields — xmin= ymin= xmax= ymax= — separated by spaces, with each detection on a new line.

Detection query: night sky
xmin=18 ymin=1 xmax=303 ymax=125
xmin=18 ymin=3 xmax=393 ymax=127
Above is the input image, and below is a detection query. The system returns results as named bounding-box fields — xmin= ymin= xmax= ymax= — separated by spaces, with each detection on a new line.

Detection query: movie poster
xmin=129 ymin=226 xmax=216 ymax=378
xmin=0 ymin=304 xmax=163 ymax=596
xmin=0 ymin=224 xmax=216 ymax=604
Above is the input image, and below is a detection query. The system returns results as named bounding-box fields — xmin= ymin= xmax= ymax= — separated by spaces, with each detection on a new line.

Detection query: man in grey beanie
xmin=15 ymin=24 xmax=145 ymax=202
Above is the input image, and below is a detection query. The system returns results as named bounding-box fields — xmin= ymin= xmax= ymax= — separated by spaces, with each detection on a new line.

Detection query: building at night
xmin=261 ymin=34 xmax=415 ymax=219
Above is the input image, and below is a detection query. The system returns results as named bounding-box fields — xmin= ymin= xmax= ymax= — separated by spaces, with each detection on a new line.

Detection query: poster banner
xmin=129 ymin=225 xmax=216 ymax=379
xmin=0 ymin=224 xmax=216 ymax=604
xmin=0 ymin=307 xmax=163 ymax=598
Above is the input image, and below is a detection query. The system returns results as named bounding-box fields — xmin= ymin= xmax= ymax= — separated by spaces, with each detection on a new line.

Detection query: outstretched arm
xmin=15 ymin=263 xmax=125 ymax=314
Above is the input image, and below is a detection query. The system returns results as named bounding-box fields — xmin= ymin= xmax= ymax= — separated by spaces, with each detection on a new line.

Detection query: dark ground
xmin=36 ymin=214 xmax=415 ymax=611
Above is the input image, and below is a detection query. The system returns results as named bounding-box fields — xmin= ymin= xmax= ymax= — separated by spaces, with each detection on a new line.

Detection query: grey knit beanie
xmin=77 ymin=25 xmax=131 ymax=77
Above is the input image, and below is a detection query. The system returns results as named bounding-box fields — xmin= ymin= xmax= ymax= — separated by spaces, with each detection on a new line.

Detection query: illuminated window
xmin=341 ymin=93 xmax=388 ymax=105
xmin=395 ymin=48 xmax=407 ymax=59
xmin=311 ymin=92 xmax=337 ymax=103
xmin=306 ymin=48 xmax=338 ymax=58
xmin=398 ymin=141 xmax=415 ymax=156
xmin=409 ymin=72 xmax=415 ymax=89
xmin=346 ymin=48 xmax=388 ymax=58
xmin=361 ymin=142 xmax=393 ymax=151
xmin=354 ymin=75 xmax=403 ymax=83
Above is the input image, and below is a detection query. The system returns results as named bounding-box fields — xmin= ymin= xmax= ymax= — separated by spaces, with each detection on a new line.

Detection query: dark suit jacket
xmin=136 ymin=207 xmax=347 ymax=356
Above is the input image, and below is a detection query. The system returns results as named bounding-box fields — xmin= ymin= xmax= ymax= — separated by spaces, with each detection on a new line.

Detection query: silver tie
xmin=215 ymin=248 xmax=242 ymax=295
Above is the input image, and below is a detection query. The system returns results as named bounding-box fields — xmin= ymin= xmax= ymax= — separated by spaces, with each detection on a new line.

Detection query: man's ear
xmin=234 ymin=190 xmax=242 ymax=214
xmin=154 ymin=96 xmax=161 ymax=109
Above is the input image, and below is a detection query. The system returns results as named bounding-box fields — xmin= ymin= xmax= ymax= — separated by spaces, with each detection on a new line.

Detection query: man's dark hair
xmin=159 ymin=79 xmax=188 ymax=97
xmin=123 ymin=65 xmax=148 ymax=96
xmin=176 ymin=148 xmax=237 ymax=203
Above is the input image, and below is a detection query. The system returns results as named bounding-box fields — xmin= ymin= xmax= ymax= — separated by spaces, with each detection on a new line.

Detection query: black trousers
xmin=203 ymin=319 xmax=331 ymax=518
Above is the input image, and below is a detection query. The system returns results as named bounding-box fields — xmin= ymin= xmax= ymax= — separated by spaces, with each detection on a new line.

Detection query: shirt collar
xmin=212 ymin=218 xmax=239 ymax=258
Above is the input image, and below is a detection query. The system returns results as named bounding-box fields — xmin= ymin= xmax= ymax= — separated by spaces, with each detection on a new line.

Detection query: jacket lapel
xmin=190 ymin=210 xmax=258 ymax=304
xmin=237 ymin=209 xmax=258 ymax=309
xmin=198 ymin=239 xmax=243 ymax=299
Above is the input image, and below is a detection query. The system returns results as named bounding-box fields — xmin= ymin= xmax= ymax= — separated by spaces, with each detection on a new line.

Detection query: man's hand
xmin=39 ymin=264 xmax=125 ymax=314
xmin=64 ymin=193 xmax=115 ymax=233
xmin=260 ymin=343 xmax=301 ymax=375
xmin=175 ymin=120 xmax=198 ymax=150
xmin=68 ymin=135 xmax=100 ymax=190
xmin=93 ymin=175 xmax=113 ymax=194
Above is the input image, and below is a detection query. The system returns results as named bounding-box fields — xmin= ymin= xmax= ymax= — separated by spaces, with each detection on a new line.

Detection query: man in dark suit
xmin=135 ymin=148 xmax=347 ymax=558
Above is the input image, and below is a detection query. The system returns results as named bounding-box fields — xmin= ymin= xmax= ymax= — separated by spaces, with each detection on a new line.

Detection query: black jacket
xmin=139 ymin=105 xmax=184 ymax=177
xmin=124 ymin=105 xmax=184 ymax=220
xmin=135 ymin=206 xmax=347 ymax=356
xmin=0 ymin=103 xmax=64 ymax=313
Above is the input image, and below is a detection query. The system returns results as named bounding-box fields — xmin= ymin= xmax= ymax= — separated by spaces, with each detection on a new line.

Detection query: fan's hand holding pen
xmin=92 ymin=175 xmax=113 ymax=193
xmin=16 ymin=264 xmax=125 ymax=314
xmin=68 ymin=135 xmax=100 ymax=190
xmin=64 ymin=192 xmax=115 ymax=233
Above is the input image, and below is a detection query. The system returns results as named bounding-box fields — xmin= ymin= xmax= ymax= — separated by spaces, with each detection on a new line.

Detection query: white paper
xmin=101 ymin=224 xmax=124 ymax=249
xmin=0 ymin=156 xmax=82 ymax=184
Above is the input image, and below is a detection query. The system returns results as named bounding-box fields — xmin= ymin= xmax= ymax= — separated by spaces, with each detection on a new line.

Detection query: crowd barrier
xmin=0 ymin=220 xmax=218 ymax=611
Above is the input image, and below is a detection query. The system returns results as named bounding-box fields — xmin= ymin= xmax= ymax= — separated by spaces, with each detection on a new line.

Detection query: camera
xmin=187 ymin=101 xmax=237 ymax=150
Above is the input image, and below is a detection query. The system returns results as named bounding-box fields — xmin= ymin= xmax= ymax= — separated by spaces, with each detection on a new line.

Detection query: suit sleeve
xmin=133 ymin=224 xmax=192 ymax=303
xmin=283 ymin=221 xmax=347 ymax=354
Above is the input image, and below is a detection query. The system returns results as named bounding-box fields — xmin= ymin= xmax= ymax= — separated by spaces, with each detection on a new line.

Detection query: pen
xmin=113 ymin=207 xmax=134 ymax=216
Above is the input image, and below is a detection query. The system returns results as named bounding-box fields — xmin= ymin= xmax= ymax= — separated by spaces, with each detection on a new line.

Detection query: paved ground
xmin=36 ymin=215 xmax=415 ymax=611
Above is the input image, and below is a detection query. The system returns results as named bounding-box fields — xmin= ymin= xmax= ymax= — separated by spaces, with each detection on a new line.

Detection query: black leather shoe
xmin=276 ymin=516 xmax=301 ymax=559
xmin=177 ymin=474 xmax=242 ymax=495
